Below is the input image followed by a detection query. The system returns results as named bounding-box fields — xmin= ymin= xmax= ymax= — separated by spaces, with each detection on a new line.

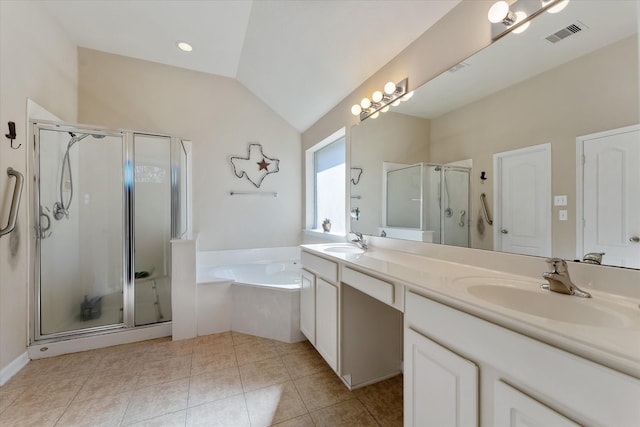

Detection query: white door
xmin=494 ymin=144 xmax=551 ymax=257
xmin=580 ymin=126 xmax=640 ymax=268
xmin=300 ymin=269 xmax=315 ymax=344
xmin=315 ymin=278 xmax=338 ymax=372
xmin=494 ymin=381 xmax=580 ymax=427
xmin=404 ymin=328 xmax=478 ymax=427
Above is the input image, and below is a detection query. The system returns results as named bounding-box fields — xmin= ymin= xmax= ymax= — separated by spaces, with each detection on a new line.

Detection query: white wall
xmin=0 ymin=1 xmax=78 ymax=376
xmin=77 ymin=48 xmax=302 ymax=251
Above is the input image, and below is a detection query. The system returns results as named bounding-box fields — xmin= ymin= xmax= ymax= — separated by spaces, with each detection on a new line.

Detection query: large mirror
xmin=350 ymin=0 xmax=639 ymax=269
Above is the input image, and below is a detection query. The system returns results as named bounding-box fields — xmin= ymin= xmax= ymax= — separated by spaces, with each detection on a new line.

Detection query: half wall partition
xmin=31 ymin=121 xmax=189 ymax=341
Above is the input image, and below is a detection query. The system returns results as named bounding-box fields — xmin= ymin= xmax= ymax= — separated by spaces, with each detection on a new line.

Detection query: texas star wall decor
xmin=230 ymin=143 xmax=280 ymax=188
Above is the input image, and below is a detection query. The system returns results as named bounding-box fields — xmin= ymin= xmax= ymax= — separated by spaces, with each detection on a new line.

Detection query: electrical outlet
xmin=554 ymin=195 xmax=568 ymax=206
xmin=559 ymin=210 xmax=568 ymax=221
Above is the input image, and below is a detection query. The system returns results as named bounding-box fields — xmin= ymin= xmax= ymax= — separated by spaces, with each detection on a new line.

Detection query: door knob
xmin=630 ymin=236 xmax=640 ymax=243
xmin=501 ymin=229 xmax=508 ymax=234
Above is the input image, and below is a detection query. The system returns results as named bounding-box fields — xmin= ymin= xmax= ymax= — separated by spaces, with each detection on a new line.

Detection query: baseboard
xmin=0 ymin=352 xmax=30 ymax=386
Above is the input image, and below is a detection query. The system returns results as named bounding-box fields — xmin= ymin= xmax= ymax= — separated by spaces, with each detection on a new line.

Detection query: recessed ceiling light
xmin=177 ymin=41 xmax=193 ymax=52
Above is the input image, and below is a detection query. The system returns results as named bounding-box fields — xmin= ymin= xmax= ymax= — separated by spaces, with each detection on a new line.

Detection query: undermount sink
xmin=323 ymin=244 xmax=365 ymax=255
xmin=453 ymin=277 xmax=630 ymax=328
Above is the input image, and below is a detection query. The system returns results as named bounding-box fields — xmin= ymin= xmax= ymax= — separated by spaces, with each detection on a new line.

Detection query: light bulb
xmin=370 ymin=112 xmax=380 ymax=119
xmin=360 ymin=98 xmax=371 ymax=109
xmin=511 ymin=11 xmax=530 ymax=34
xmin=403 ymin=91 xmax=414 ymax=100
xmin=488 ymin=1 xmax=514 ymax=24
xmin=351 ymin=104 xmax=362 ymax=116
xmin=391 ymin=100 xmax=402 ymax=107
xmin=372 ymin=91 xmax=383 ymax=103
xmin=176 ymin=41 xmax=193 ymax=52
xmin=384 ymin=81 xmax=397 ymax=95
xmin=381 ymin=106 xmax=390 ymax=113
xmin=544 ymin=0 xmax=569 ymax=14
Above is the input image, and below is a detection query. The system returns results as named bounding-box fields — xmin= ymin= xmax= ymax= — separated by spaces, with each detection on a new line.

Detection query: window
xmin=306 ymin=129 xmax=346 ymax=235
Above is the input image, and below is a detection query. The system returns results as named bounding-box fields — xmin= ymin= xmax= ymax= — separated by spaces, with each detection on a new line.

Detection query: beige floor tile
xmin=355 ymin=375 xmax=403 ymax=427
xmin=145 ymin=338 xmax=194 ymax=361
xmin=56 ymin=392 xmax=131 ymax=427
xmin=122 ymin=377 xmax=189 ymax=425
xmin=194 ymin=332 xmax=233 ymax=350
xmin=293 ymin=371 xmax=353 ymax=411
xmin=136 ymin=354 xmax=192 ymax=389
xmin=271 ymin=414 xmax=315 ymax=427
xmin=94 ymin=350 xmax=146 ymax=374
xmin=231 ymin=332 xmax=278 ymax=347
xmin=125 ymin=409 xmax=187 ymax=426
xmin=244 ymin=381 xmax=308 ymax=427
xmin=73 ymin=368 xmax=140 ymax=402
xmin=191 ymin=347 xmax=237 ymax=376
xmin=0 ymin=404 xmax=65 ymax=427
xmin=310 ymin=399 xmax=379 ymax=427
xmin=186 ymin=394 xmax=250 ymax=427
xmin=239 ymin=357 xmax=291 ymax=393
xmin=188 ymin=366 xmax=243 ymax=407
xmin=235 ymin=341 xmax=279 ymax=366
xmin=281 ymin=348 xmax=332 ymax=379
xmin=1 ymin=375 xmax=87 ymax=417
xmin=0 ymin=386 xmax=26 ymax=414
xmin=273 ymin=340 xmax=314 ymax=357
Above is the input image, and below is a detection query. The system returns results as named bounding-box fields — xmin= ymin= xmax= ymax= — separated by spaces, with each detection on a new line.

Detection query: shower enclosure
xmin=31 ymin=121 xmax=189 ymax=341
xmin=385 ymin=162 xmax=470 ymax=246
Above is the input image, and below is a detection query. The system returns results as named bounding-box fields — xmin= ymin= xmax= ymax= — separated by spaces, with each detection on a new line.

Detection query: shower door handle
xmin=501 ymin=229 xmax=509 ymax=234
xmin=0 ymin=168 xmax=24 ymax=237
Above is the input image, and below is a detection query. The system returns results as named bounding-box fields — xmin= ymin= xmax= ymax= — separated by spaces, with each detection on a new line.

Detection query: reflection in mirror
xmin=350 ymin=0 xmax=639 ymax=268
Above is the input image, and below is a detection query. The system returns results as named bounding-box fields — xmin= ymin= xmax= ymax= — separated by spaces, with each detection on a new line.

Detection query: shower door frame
xmin=29 ymin=121 xmax=186 ymax=343
xmin=439 ymin=165 xmax=471 ymax=247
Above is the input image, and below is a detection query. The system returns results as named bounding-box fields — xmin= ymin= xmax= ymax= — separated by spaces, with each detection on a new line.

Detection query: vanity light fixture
xmin=351 ymin=78 xmax=409 ymax=121
xmin=489 ymin=0 xmax=569 ymax=40
xmin=176 ymin=41 xmax=193 ymax=52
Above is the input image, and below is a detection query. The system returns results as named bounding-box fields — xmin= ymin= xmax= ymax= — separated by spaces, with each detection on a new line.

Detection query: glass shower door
xmin=441 ymin=167 xmax=470 ymax=247
xmin=37 ymin=127 xmax=125 ymax=336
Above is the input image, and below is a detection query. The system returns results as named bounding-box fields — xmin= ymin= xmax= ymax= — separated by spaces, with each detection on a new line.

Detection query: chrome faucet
xmin=351 ymin=232 xmax=368 ymax=250
xmin=583 ymin=252 xmax=605 ymax=265
xmin=541 ymin=258 xmax=591 ymax=298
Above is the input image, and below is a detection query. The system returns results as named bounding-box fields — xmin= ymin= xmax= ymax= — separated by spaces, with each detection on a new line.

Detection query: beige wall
xmin=430 ymin=36 xmax=639 ymax=257
xmin=0 ymin=1 xmax=78 ymax=375
xmin=78 ymin=48 xmax=302 ymax=251
xmin=301 ymin=0 xmax=494 ymax=238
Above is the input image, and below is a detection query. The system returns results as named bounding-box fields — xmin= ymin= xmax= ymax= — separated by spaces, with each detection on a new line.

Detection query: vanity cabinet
xmin=299 ymin=269 xmax=315 ymax=343
xmin=404 ymin=327 xmax=478 ymax=426
xmin=405 ymin=290 xmax=640 ymax=427
xmin=300 ymin=251 xmax=339 ymax=372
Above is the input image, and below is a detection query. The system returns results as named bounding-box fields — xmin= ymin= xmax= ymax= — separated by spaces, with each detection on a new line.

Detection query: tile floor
xmin=0 ymin=332 xmax=402 ymax=426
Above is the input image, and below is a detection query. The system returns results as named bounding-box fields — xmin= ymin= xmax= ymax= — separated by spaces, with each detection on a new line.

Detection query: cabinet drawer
xmin=301 ymin=251 xmax=338 ymax=282
xmin=342 ymin=266 xmax=394 ymax=305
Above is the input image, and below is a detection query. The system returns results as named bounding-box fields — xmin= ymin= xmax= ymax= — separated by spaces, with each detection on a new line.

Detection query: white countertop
xmin=301 ymin=243 xmax=640 ymax=379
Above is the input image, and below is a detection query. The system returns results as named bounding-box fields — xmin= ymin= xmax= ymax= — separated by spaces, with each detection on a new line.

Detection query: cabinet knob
xmin=630 ymin=236 xmax=640 ymax=243
xmin=501 ymin=229 xmax=509 ymax=234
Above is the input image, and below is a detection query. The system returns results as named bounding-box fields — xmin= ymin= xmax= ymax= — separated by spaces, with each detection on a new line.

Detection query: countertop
xmin=301 ymin=243 xmax=640 ymax=379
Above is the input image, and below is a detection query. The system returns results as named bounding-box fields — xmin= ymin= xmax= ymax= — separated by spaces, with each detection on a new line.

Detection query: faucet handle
xmin=545 ymin=257 xmax=567 ymax=274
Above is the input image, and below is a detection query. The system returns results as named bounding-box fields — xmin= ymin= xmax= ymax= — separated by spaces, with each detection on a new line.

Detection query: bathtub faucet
xmin=351 ymin=232 xmax=368 ymax=250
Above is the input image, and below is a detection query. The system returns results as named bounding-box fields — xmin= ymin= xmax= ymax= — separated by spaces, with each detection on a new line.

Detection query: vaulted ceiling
xmin=39 ymin=0 xmax=460 ymax=132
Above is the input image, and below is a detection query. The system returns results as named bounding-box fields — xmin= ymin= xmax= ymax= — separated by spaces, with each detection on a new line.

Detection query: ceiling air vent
xmin=545 ymin=21 xmax=587 ymax=44
xmin=448 ymin=62 xmax=470 ymax=73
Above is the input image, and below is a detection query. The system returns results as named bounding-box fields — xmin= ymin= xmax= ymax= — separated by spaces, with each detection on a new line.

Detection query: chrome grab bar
xmin=480 ymin=192 xmax=493 ymax=226
xmin=0 ymin=167 xmax=24 ymax=237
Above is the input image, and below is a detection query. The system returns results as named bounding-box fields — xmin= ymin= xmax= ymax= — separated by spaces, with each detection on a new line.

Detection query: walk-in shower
xmin=384 ymin=162 xmax=470 ymax=246
xmin=31 ymin=121 xmax=189 ymax=342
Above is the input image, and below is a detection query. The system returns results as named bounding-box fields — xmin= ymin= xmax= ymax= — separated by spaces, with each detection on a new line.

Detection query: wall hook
xmin=5 ymin=121 xmax=20 ymax=149
xmin=480 ymin=171 xmax=487 ymax=184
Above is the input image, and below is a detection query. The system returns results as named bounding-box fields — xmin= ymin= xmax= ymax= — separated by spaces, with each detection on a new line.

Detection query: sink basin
xmin=453 ymin=277 xmax=629 ymax=328
xmin=323 ymin=244 xmax=365 ymax=255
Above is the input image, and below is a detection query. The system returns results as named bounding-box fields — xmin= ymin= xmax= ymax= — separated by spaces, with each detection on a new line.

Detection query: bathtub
xmin=196 ymin=246 xmax=305 ymax=343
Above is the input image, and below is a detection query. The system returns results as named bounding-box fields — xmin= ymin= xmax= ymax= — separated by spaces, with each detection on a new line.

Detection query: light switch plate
xmin=554 ymin=195 xmax=568 ymax=206
xmin=559 ymin=210 xmax=568 ymax=221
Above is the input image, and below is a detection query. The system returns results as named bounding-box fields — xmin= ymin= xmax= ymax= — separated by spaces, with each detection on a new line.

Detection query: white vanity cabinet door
xmin=316 ymin=277 xmax=338 ymax=372
xmin=494 ymin=381 xmax=580 ymax=427
xmin=300 ymin=269 xmax=315 ymax=344
xmin=404 ymin=327 xmax=478 ymax=427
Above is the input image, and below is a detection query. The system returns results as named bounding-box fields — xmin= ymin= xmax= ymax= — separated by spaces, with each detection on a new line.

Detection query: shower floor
xmin=43 ymin=276 xmax=172 ymax=336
